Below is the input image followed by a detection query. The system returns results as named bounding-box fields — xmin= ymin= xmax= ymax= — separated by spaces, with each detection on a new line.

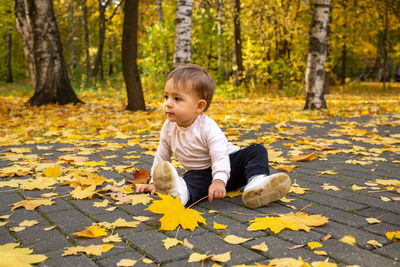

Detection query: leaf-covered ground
xmin=0 ymin=92 xmax=400 ymax=266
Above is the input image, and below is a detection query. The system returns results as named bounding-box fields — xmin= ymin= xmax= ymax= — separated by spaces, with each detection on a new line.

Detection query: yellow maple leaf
xmin=223 ymin=235 xmax=252 ymax=244
xmin=367 ymin=240 xmax=383 ymax=248
xmin=62 ymin=244 xmax=113 ymax=256
xmin=373 ymin=179 xmax=400 ymax=187
xmin=73 ymin=225 xmax=108 ymax=238
xmin=365 ymin=218 xmax=381 ymax=224
xmin=318 ymin=170 xmax=338 ymax=175
xmin=102 ymin=234 xmax=122 ymax=243
xmin=307 ymin=241 xmax=323 ymax=250
xmin=70 ymin=185 xmax=97 ymax=199
xmin=269 ymin=257 xmax=311 ymax=267
xmin=251 ymin=242 xmax=269 ymax=252
xmin=386 ymin=231 xmax=400 ymax=242
xmin=248 ymin=212 xmax=329 ymax=233
xmin=146 ymin=193 xmax=206 ymax=231
xmin=321 ymin=183 xmax=341 ymax=191
xmin=93 ymin=199 xmax=109 ymax=208
xmin=289 ymin=182 xmax=310 ymax=195
xmin=188 ymin=252 xmax=211 ymax=263
xmin=84 ymin=160 xmax=106 ymax=167
xmin=0 ymin=180 xmax=19 ymax=188
xmin=213 ymin=222 xmax=228 ymax=230
xmin=226 ymin=190 xmax=242 ymax=198
xmin=43 ymin=165 xmax=62 ymax=177
xmin=117 ymin=259 xmax=137 ymax=267
xmin=290 ymin=152 xmax=318 ymax=162
xmin=20 ymin=177 xmax=58 ymax=190
xmin=0 ymin=243 xmax=47 ymax=266
xmin=99 ymin=218 xmax=140 ymax=229
xmin=130 ymin=194 xmax=153 ymax=205
xmin=0 ymin=166 xmax=32 ymax=178
xmin=211 ymin=251 xmax=231 ymax=263
xmin=340 ymin=235 xmax=356 ymax=246
xmin=351 ymin=184 xmax=367 ymax=191
xmin=162 ymin=237 xmax=183 ymax=250
xmin=19 ymin=220 xmax=39 ymax=228
xmin=11 ymin=198 xmax=55 ymax=211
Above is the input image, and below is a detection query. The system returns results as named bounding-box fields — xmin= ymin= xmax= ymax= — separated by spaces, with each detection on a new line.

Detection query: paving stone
xmin=38 ymin=197 xmax=74 ymax=213
xmin=16 ymin=225 xmax=72 ymax=253
xmin=313 ymin=220 xmax=389 ymax=249
xmin=124 ymin=230 xmax=191 ymax=264
xmin=96 ymin=251 xmax=158 ymax=267
xmin=72 ymin=238 xmax=132 ymax=259
xmin=356 ymin=207 xmax=400 ymax=227
xmin=69 ymin=197 xmax=112 ymax=216
xmin=0 ymin=191 xmax=23 ymax=212
xmin=344 ymin=193 xmax=400 ymax=213
xmin=243 ymin=235 xmax=327 ymax=263
xmin=39 ymin=249 xmax=97 ymax=267
xmin=46 ymin=208 xmax=94 ymax=234
xmin=299 ymin=192 xmax=367 ymax=212
xmin=203 ymin=214 xmax=266 ymax=239
xmin=365 ymin=222 xmax=400 ymax=237
xmin=277 ymin=228 xmax=326 ymax=245
xmin=375 ymin=242 xmax=400 ymax=261
xmin=0 ymin=226 xmax=16 ymax=243
xmin=119 ymin=203 xmax=155 ymax=217
xmin=188 ymin=231 xmax=264 ymax=265
xmin=92 ymin=209 xmax=152 ymax=235
xmin=321 ymin=238 xmax=399 ymax=266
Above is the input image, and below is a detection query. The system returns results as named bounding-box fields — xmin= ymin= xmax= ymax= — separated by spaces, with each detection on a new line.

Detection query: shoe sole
xmin=242 ymin=173 xmax=291 ymax=209
xmin=153 ymin=161 xmax=178 ymax=197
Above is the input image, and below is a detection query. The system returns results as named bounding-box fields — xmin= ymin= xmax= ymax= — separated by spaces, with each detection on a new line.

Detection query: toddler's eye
xmin=175 ymin=97 xmax=181 ymax=101
xmin=164 ymin=95 xmax=168 ymax=100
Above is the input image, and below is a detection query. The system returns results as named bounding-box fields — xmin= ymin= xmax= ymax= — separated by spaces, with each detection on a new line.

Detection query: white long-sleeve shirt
xmin=150 ymin=113 xmax=240 ymax=185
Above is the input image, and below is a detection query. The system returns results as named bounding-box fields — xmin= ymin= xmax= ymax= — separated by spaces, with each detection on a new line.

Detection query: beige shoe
xmin=153 ymin=161 xmax=189 ymax=205
xmin=242 ymin=173 xmax=291 ymax=209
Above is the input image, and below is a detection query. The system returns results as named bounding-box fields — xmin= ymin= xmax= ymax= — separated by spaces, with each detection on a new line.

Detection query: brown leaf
xmin=290 ymin=152 xmax=318 ymax=162
xmin=127 ymin=168 xmax=151 ymax=185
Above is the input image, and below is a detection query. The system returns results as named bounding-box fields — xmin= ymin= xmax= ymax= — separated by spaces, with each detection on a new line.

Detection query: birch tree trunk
xmin=173 ymin=0 xmax=193 ymax=66
xmin=122 ymin=0 xmax=146 ymax=111
xmin=82 ymin=0 xmax=91 ymax=77
xmin=24 ymin=0 xmax=81 ymax=106
xmin=14 ymin=0 xmax=35 ymax=85
xmin=304 ymin=0 xmax=330 ymax=110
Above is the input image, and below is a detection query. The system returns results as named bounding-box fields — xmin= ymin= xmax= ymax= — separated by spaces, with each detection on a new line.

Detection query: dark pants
xmin=183 ymin=143 xmax=270 ymax=204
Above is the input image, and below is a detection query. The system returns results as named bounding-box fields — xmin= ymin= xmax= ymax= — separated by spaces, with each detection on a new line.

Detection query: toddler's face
xmin=163 ymin=79 xmax=205 ymax=127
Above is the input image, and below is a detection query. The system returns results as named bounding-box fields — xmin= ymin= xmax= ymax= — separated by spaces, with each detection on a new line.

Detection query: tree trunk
xmin=6 ymin=27 xmax=13 ymax=83
xmin=173 ymin=0 xmax=193 ymax=66
xmin=122 ymin=0 xmax=146 ymax=111
xmin=233 ymin=0 xmax=244 ymax=84
xmin=340 ymin=43 xmax=346 ymax=85
xmin=91 ymin=0 xmax=110 ymax=81
xmin=24 ymin=0 xmax=82 ymax=106
xmin=68 ymin=0 xmax=77 ymax=70
xmin=304 ymin=0 xmax=330 ymax=110
xmin=217 ymin=0 xmax=223 ymax=69
xmin=14 ymin=0 xmax=36 ymax=85
xmin=382 ymin=0 xmax=389 ymax=89
xmin=82 ymin=0 xmax=91 ymax=77
xmin=156 ymin=0 xmax=164 ymax=22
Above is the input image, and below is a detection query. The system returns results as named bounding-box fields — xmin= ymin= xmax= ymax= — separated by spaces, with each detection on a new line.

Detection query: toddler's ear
xmin=197 ymin=99 xmax=207 ymax=112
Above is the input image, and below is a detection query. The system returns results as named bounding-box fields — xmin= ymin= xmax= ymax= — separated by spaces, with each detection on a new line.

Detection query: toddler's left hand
xmin=208 ymin=179 xmax=226 ymax=201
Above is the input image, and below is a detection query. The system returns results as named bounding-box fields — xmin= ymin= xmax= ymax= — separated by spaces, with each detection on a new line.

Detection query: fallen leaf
xmin=340 ymin=235 xmax=357 ymax=246
xmin=102 ymin=234 xmax=122 ymax=243
xmin=226 ymin=190 xmax=242 ymax=198
xmin=248 ymin=212 xmax=329 ymax=233
xmin=318 ymin=170 xmax=338 ymax=175
xmin=93 ymin=199 xmax=110 ymax=208
xmin=213 ymin=222 xmax=228 ymax=230
xmin=11 ymin=198 xmax=55 ymax=211
xmin=106 ymin=206 xmax=117 ymax=212
xmin=146 ymin=193 xmax=206 ymax=231
xmin=71 ymin=185 xmax=97 ymax=199
xmin=351 ymin=184 xmax=367 ymax=191
xmin=0 ymin=180 xmax=19 ymax=188
xmin=62 ymin=244 xmax=113 ymax=256
xmin=320 ymin=234 xmax=332 ymax=241
xmin=19 ymin=220 xmax=39 ymax=228
xmin=313 ymin=250 xmax=328 ymax=256
xmin=117 ymin=259 xmax=137 ymax=267
xmin=127 ymin=168 xmax=151 ymax=184
xmin=365 ymin=218 xmax=381 ymax=224
xmin=0 ymin=243 xmax=47 ymax=266
xmin=321 ymin=183 xmax=341 ymax=191
xmin=142 ymin=257 xmax=154 ymax=264
xmin=44 ymin=226 xmax=56 ymax=231
xmin=308 ymin=242 xmax=323 ymax=250
xmin=183 ymin=238 xmax=194 ymax=249
xmin=84 ymin=160 xmax=106 ymax=167
xmin=386 ymin=231 xmax=400 ymax=242
xmin=223 ymin=235 xmax=252 ymax=245
xmin=269 ymin=257 xmax=310 ymax=266
xmin=380 ymin=196 xmax=391 ymax=202
xmin=289 ymin=182 xmax=310 ymax=195
xmin=290 ymin=152 xmax=318 ymax=162
xmin=130 ymin=194 xmax=153 ymax=205
xmin=367 ymin=240 xmax=383 ymax=248
xmin=280 ymin=197 xmax=296 ymax=203
xmin=251 ymin=242 xmax=269 ymax=252
xmin=163 ymin=237 xmax=183 ymax=250
xmin=211 ymin=251 xmax=231 ymax=263
xmin=132 ymin=216 xmax=150 ymax=222
xmin=73 ymin=225 xmax=108 ymax=238
xmin=20 ymin=177 xmax=58 ymax=190
xmin=274 ymin=165 xmax=298 ymax=172
xmin=188 ymin=252 xmax=211 ymax=262
xmin=208 ymin=210 xmax=218 ymax=214
xmin=100 ymin=218 xmax=140 ymax=229
xmin=43 ymin=165 xmax=62 ymax=177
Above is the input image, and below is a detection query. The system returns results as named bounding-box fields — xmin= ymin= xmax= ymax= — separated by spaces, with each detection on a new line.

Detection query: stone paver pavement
xmin=0 ymin=115 xmax=400 ymax=266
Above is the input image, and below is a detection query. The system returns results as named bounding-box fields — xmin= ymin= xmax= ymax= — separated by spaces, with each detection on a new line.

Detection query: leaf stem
xmin=187 ymin=196 xmax=208 ymax=209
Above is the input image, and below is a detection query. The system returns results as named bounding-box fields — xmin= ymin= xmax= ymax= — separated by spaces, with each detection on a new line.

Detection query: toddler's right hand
xmin=135 ymin=183 xmax=156 ymax=195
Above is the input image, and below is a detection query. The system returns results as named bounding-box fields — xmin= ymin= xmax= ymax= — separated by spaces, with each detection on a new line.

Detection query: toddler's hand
xmin=208 ymin=179 xmax=226 ymax=201
xmin=135 ymin=183 xmax=156 ymax=195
